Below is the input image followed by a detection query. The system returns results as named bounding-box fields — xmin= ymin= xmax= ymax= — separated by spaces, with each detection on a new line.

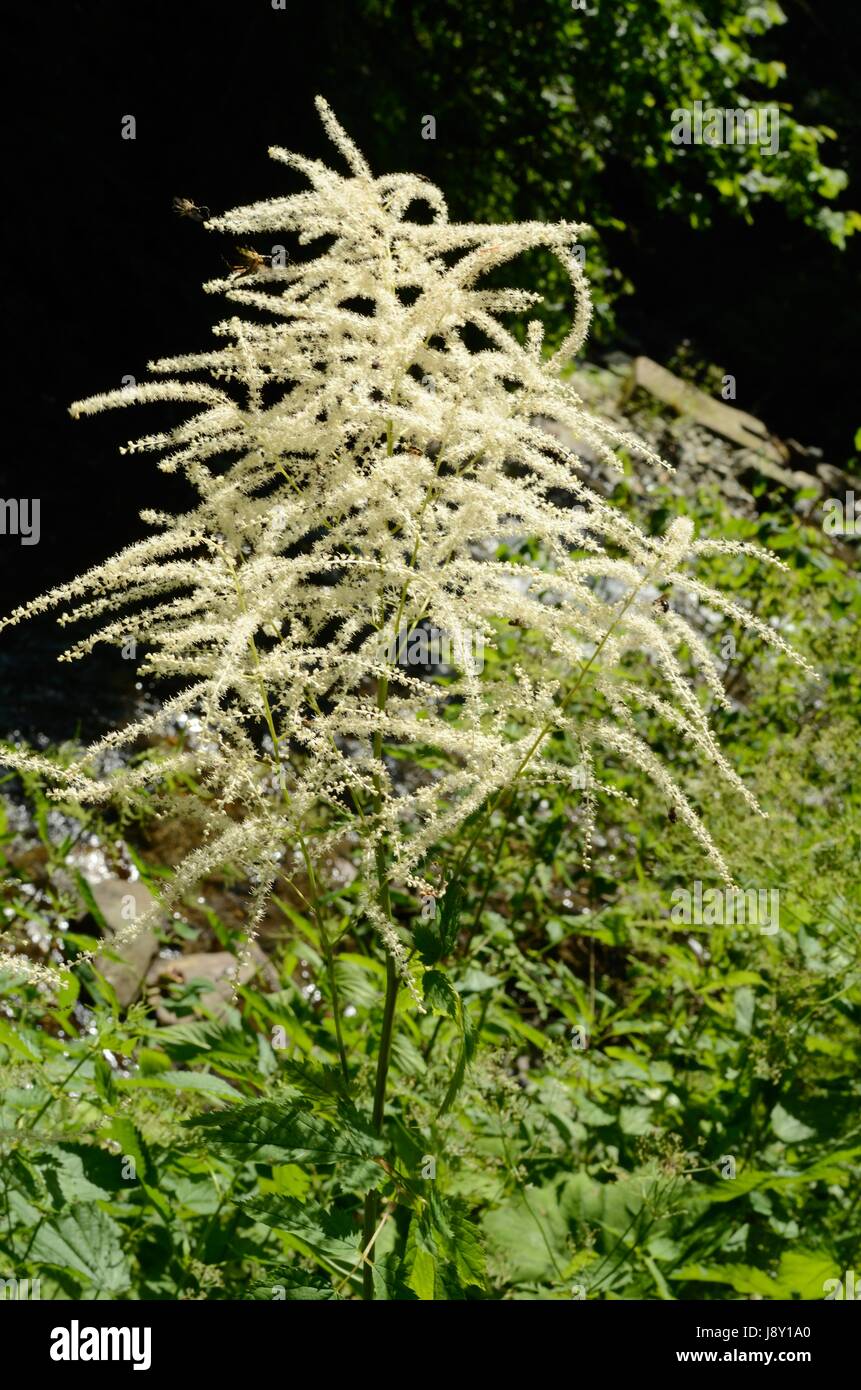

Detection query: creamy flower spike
xmin=1 ymin=98 xmax=813 ymax=990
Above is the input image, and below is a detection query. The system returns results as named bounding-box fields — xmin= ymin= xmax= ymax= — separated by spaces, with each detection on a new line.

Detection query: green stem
xmin=361 ymin=951 xmax=398 ymax=1300
xmin=360 ymin=432 xmax=407 ymax=1298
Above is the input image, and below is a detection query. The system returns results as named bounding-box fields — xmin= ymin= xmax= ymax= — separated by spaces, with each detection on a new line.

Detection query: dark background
xmin=2 ymin=0 xmax=859 ymax=737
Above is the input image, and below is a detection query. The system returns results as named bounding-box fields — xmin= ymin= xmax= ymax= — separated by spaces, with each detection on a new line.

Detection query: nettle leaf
xmin=390 ymin=1031 xmax=427 ymax=1078
xmin=30 ymin=1205 xmax=131 ymax=1294
xmin=422 ymin=968 xmax=477 ymax=1115
xmin=404 ymin=1216 xmax=437 ymax=1301
xmin=414 ymin=885 xmax=462 ymax=966
xmin=153 ymin=1018 xmax=250 ymax=1061
xmin=247 ymin=1266 xmax=342 ymax=1301
xmin=372 ymin=1251 xmax=415 ymax=1301
xmin=119 ymin=1070 xmax=240 ymax=1102
xmin=39 ymin=1143 xmax=125 ymax=1205
xmin=336 ymin=1157 xmax=388 ymax=1196
xmin=405 ymin=1191 xmax=487 ymax=1298
xmin=281 ymin=1059 xmax=350 ymax=1102
xmin=241 ymin=1194 xmax=360 ymax=1269
xmin=109 ymin=1117 xmax=154 ymax=1186
xmin=422 ymin=970 xmax=459 ymax=1019
xmin=185 ymin=1097 xmax=385 ymax=1165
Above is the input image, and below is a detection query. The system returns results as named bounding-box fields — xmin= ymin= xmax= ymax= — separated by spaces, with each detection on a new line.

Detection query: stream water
xmin=0 ymin=619 xmax=143 ymax=747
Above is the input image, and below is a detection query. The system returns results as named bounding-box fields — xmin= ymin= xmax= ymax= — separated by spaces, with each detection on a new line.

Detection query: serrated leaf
xmin=118 ymin=1070 xmax=239 ymax=1102
xmin=186 ymin=1097 xmax=385 ymax=1164
xmin=40 ymin=1144 xmax=121 ymax=1204
xmin=248 ymin=1267 xmax=341 ymax=1301
xmin=30 ymin=1206 xmax=131 ymax=1293
xmin=407 ymin=1244 xmax=436 ymax=1300
xmin=414 ymin=884 xmax=461 ymax=965
xmin=422 ymin=969 xmax=459 ymax=1019
xmin=109 ymin=1117 xmax=153 ymax=1185
xmin=241 ymin=1195 xmax=360 ymax=1268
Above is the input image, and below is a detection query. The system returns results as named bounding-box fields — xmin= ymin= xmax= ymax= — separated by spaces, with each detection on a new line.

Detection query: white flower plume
xmin=1 ymin=97 xmax=813 ymax=989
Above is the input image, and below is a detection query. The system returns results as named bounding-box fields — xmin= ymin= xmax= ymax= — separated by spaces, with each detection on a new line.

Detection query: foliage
xmin=348 ymin=0 xmax=860 ymax=336
xmin=1 ymin=472 xmax=857 ymax=1300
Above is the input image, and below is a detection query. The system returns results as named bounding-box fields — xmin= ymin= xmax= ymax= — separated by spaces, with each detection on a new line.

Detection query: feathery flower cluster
xmin=0 ymin=99 xmax=813 ymax=991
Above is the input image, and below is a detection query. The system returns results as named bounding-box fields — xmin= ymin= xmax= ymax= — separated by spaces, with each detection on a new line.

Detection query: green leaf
xmin=248 ymin=1267 xmax=341 ymax=1300
xmin=414 ymin=884 xmax=461 ymax=965
xmin=0 ymin=1018 xmax=40 ymax=1061
xmin=733 ymin=985 xmax=756 ymax=1036
xmin=440 ymin=1000 xmax=476 ymax=1116
xmin=619 ymin=1105 xmax=653 ymax=1136
xmin=30 ymin=1206 xmax=131 ymax=1293
xmin=771 ymin=1103 xmax=815 ymax=1142
xmin=774 ymin=1250 xmax=841 ymax=1299
xmin=483 ymin=1184 xmax=567 ymax=1285
xmin=422 ymin=969 xmax=459 ymax=1019
xmin=137 ymin=1047 xmax=172 ymax=1075
xmin=40 ymin=1144 xmax=122 ymax=1204
xmin=676 ymin=1251 xmax=839 ymax=1299
xmin=241 ymin=1195 xmax=360 ymax=1269
xmin=118 ymin=1070 xmax=240 ymax=1102
xmin=674 ymin=1261 xmax=777 ymax=1296
xmin=109 ymin=1117 xmax=153 ymax=1185
xmin=94 ymin=1054 xmax=116 ymax=1106
xmin=406 ymin=1192 xmax=487 ymax=1297
xmin=186 ymin=1097 xmax=385 ymax=1165
xmin=406 ymin=1244 xmax=436 ymax=1301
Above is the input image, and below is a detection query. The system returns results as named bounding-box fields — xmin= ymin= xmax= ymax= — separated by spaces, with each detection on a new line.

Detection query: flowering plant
xmin=0 ymin=101 xmax=814 ymax=1295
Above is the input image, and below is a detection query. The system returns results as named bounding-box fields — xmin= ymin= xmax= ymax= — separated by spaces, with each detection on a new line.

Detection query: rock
xmin=88 ymin=878 xmax=160 ymax=1008
xmin=145 ymin=945 xmax=279 ymax=1024
xmin=622 ymin=356 xmax=800 ymax=473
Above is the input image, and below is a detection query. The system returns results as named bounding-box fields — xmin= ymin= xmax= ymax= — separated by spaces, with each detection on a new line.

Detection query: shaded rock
xmin=145 ymin=945 xmax=279 ymax=1024
xmin=622 ymin=356 xmax=802 ymax=474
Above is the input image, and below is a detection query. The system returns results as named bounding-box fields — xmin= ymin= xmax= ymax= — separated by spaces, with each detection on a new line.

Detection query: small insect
xmin=668 ymin=805 xmax=678 ymax=824
xmin=228 ymin=246 xmax=271 ymax=277
xmin=404 ymin=444 xmax=424 ymax=457
xmin=653 ymin=595 xmax=670 ymax=614
xmin=172 ymin=196 xmax=209 ymax=222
